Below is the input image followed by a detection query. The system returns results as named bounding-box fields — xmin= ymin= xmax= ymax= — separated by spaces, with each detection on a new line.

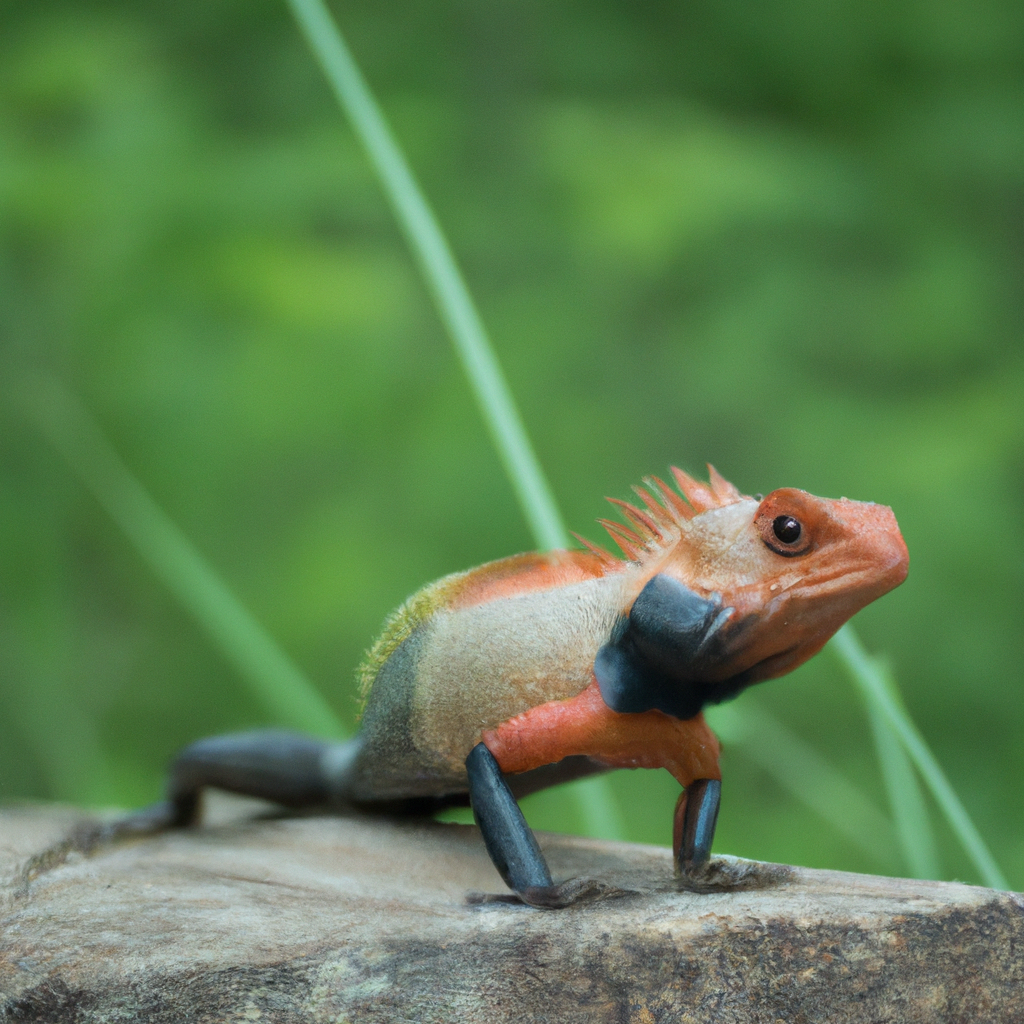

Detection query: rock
xmin=1 ymin=800 xmax=1021 ymax=1022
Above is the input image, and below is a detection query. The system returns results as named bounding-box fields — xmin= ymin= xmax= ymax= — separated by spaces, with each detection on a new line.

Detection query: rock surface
xmin=1 ymin=800 xmax=1021 ymax=1022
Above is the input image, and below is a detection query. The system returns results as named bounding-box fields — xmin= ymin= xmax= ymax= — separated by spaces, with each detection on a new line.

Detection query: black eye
xmin=773 ymin=515 xmax=802 ymax=544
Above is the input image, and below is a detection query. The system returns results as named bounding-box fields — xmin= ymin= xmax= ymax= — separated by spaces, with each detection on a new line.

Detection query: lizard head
xmin=593 ymin=469 xmax=908 ymax=717
xmin=667 ymin=485 xmax=909 ymax=687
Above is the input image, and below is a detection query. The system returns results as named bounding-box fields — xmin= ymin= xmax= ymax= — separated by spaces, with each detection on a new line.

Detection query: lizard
xmin=119 ymin=466 xmax=908 ymax=908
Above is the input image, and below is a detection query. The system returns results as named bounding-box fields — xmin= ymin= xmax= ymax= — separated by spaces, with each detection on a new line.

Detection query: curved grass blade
xmin=285 ymin=0 xmax=620 ymax=836
xmin=709 ymin=700 xmax=896 ymax=867
xmin=831 ymin=625 xmax=1007 ymax=889
xmin=286 ymin=0 xmax=563 ymax=553
xmin=25 ymin=374 xmax=345 ymax=740
xmin=863 ymin=669 xmax=940 ymax=879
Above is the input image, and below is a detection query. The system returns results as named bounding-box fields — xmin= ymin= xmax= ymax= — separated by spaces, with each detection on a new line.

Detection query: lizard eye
xmin=757 ymin=508 xmax=812 ymax=556
xmin=773 ymin=516 xmax=801 ymax=544
xmin=755 ymin=489 xmax=816 ymax=557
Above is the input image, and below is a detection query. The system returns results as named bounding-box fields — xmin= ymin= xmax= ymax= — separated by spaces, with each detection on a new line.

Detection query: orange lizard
xmin=131 ymin=466 xmax=908 ymax=907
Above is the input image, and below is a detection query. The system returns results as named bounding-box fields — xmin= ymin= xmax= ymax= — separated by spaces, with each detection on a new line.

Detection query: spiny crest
xmin=585 ymin=465 xmax=748 ymax=561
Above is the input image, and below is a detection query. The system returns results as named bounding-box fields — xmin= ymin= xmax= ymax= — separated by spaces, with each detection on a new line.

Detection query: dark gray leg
xmin=465 ymin=743 xmax=624 ymax=909
xmin=168 ymin=730 xmax=334 ymax=820
xmin=466 ymin=742 xmax=553 ymax=892
xmin=673 ymin=778 xmax=721 ymax=875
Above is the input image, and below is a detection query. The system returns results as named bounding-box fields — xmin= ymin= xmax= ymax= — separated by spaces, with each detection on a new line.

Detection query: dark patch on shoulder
xmin=595 ymin=574 xmax=758 ymax=720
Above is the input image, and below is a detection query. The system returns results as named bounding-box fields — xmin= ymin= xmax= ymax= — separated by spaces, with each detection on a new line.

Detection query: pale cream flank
xmin=410 ymin=572 xmax=635 ymax=772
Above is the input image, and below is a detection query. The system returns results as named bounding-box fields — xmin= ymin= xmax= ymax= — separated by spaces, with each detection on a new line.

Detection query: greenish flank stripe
xmin=831 ymin=625 xmax=1008 ymax=890
xmin=285 ymin=0 xmax=565 ymax=554
xmin=28 ymin=376 xmax=345 ymax=740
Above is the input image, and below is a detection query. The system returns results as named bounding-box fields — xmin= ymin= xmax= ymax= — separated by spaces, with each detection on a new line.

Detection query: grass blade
xmin=285 ymin=0 xmax=620 ymax=835
xmin=25 ymin=374 xmax=345 ymax=739
xmin=286 ymin=0 xmax=564 ymax=552
xmin=831 ymin=625 xmax=1007 ymax=889
xmin=863 ymin=667 xmax=940 ymax=879
xmin=709 ymin=700 xmax=896 ymax=866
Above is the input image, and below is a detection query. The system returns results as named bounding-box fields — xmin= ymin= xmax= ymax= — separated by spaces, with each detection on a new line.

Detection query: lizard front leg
xmin=465 ymin=743 xmax=551 ymax=892
xmin=464 ymin=740 xmax=630 ymax=908
xmin=673 ymin=777 xmax=721 ymax=876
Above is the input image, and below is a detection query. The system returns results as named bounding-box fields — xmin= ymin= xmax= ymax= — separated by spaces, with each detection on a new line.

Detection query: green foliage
xmin=1 ymin=0 xmax=1022 ymax=886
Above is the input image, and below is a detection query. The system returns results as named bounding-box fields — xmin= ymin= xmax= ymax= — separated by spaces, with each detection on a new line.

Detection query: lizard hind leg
xmin=164 ymin=729 xmax=343 ymax=822
xmin=34 ymin=730 xmax=350 ymax=873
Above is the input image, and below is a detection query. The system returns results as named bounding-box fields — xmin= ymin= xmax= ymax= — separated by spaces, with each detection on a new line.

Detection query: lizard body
xmin=345 ymin=468 xmax=907 ymax=807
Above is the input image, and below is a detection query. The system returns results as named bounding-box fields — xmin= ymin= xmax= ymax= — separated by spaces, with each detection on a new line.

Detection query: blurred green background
xmin=1 ymin=0 xmax=1022 ymax=887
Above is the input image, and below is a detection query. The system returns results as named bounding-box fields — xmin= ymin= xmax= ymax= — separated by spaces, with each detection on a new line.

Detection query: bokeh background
xmin=1 ymin=0 xmax=1022 ymax=887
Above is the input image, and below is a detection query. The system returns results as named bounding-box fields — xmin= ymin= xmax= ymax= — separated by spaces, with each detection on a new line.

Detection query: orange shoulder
xmin=482 ymin=680 xmax=721 ymax=787
xmin=447 ymin=548 xmax=624 ymax=611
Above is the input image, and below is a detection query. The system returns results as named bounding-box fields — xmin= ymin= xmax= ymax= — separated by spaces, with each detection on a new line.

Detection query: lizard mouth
xmin=702 ymin=643 xmax=803 ymax=700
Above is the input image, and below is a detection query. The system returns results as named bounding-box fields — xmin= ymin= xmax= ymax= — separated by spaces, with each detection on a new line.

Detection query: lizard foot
xmin=467 ymin=876 xmax=635 ymax=909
